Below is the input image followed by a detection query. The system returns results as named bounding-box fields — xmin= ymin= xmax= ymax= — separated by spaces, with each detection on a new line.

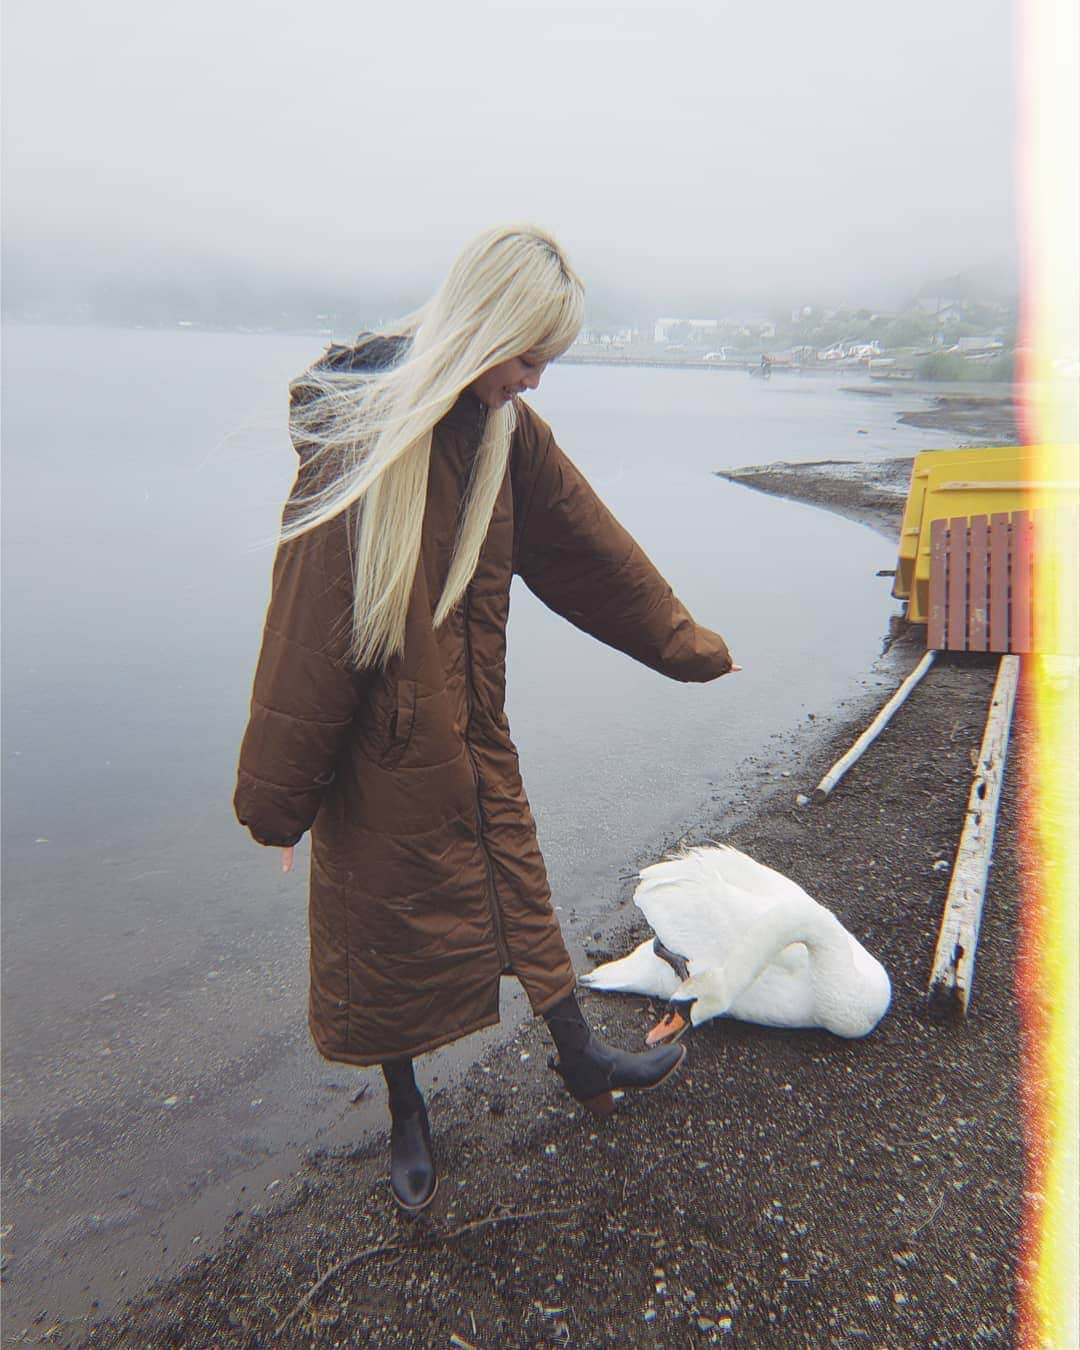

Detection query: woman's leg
xmin=543 ymin=992 xmax=685 ymax=1117
xmin=382 ymin=1056 xmax=423 ymax=1116
xmin=381 ymin=1058 xmax=437 ymax=1213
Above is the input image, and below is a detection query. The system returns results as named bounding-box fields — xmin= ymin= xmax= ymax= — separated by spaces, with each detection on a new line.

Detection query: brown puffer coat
xmin=234 ymin=353 xmax=734 ymax=1066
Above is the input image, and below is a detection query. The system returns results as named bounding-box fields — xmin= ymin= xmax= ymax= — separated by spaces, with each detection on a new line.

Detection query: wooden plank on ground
xmin=927 ymin=654 xmax=1021 ymax=1016
xmin=811 ymin=652 xmax=937 ymax=801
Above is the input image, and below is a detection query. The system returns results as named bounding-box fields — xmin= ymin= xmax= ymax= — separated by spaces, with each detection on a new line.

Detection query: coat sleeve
xmin=233 ymin=473 xmax=368 ymax=848
xmin=514 ymin=426 xmax=734 ymax=683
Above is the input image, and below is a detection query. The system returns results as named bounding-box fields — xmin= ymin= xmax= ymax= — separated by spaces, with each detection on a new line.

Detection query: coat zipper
xmin=462 ymin=588 xmax=511 ymax=969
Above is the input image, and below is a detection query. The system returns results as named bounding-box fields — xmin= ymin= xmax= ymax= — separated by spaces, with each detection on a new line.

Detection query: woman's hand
xmin=279 ymin=834 xmax=308 ymax=871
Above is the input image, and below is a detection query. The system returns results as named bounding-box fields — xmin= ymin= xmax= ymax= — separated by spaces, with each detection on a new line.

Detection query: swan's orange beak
xmin=645 ymin=1008 xmax=689 ymax=1046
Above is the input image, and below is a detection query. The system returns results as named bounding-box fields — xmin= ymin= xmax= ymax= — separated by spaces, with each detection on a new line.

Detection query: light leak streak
xmin=1016 ymin=0 xmax=1079 ymax=1345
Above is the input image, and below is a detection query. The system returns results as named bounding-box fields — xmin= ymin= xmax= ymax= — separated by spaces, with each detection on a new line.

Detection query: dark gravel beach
xmin=60 ymin=422 xmax=1031 ymax=1349
xmin=77 ymin=636 xmax=1026 ymax=1350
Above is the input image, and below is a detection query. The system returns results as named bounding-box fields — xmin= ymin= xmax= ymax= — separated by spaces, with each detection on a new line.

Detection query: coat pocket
xmin=357 ymin=677 xmax=418 ymax=768
xmin=390 ymin=679 xmax=417 ymax=755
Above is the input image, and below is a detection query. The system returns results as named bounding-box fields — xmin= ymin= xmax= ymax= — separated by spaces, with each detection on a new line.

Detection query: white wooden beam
xmin=927 ymin=654 xmax=1021 ymax=1016
xmin=810 ymin=651 xmax=937 ymax=803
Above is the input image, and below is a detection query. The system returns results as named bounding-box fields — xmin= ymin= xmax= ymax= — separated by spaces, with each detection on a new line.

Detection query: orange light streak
xmin=1015 ymin=1 xmax=1079 ymax=1345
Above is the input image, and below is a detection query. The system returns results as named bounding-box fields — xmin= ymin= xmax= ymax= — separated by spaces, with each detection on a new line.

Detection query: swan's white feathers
xmin=585 ymin=844 xmax=891 ymax=1038
xmin=658 ymin=843 xmax=812 ymax=908
xmin=579 ymin=939 xmax=680 ymax=998
xmin=634 ymin=847 xmax=807 ymax=980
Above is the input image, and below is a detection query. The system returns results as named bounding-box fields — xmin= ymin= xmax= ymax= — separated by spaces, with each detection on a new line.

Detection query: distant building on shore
xmin=653 ymin=317 xmax=720 ymax=344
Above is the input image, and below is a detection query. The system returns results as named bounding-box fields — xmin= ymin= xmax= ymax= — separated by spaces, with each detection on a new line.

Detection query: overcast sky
xmin=3 ymin=0 xmax=1017 ymax=306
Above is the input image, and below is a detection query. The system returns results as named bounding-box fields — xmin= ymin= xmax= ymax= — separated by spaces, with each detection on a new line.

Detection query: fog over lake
xmin=3 ymin=0 xmax=1016 ymax=308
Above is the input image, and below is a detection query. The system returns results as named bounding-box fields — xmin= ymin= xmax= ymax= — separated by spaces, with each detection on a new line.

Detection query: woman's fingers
xmin=281 ymin=846 xmax=295 ymax=873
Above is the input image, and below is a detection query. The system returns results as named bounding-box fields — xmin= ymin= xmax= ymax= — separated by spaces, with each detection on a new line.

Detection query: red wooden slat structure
xmin=928 ymin=508 xmax=1044 ymax=653
xmin=988 ymin=512 xmax=1010 ymax=652
xmin=947 ymin=517 xmax=968 ymax=650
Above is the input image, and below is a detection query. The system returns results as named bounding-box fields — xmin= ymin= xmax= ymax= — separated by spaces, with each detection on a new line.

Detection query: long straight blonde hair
xmin=284 ymin=225 xmax=585 ymax=669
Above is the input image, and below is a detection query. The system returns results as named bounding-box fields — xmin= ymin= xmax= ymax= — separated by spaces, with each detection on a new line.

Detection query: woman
xmin=235 ymin=225 xmax=738 ymax=1213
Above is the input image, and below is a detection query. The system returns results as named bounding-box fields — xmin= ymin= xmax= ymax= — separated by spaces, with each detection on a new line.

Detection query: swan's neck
xmin=697 ymin=901 xmax=853 ymax=1021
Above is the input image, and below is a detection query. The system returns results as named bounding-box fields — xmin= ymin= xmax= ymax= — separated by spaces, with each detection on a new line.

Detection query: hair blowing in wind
xmin=282 ymin=225 xmax=586 ymax=669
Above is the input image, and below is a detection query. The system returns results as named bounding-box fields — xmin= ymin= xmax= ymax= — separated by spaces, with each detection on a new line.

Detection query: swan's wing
xmin=635 ymin=859 xmax=760 ymax=969
xmin=697 ymin=844 xmax=816 ymax=908
xmin=580 ymin=939 xmax=680 ymax=998
xmin=635 ymin=844 xmax=815 ymax=958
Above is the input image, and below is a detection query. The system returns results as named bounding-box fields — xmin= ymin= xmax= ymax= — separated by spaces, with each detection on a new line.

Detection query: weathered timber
xmin=810 ymin=651 xmax=937 ymax=802
xmin=927 ymin=654 xmax=1021 ymax=1016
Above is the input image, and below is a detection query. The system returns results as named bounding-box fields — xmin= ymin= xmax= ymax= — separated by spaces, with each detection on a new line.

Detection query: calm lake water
xmin=0 ymin=324 xmax=962 ymax=1328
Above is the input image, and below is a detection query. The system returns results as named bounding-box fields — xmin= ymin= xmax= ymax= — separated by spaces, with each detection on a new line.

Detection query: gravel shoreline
xmin=895 ymin=393 xmax=1021 ymax=446
xmin=79 ymin=637 xmax=1025 ymax=1349
xmin=714 ymin=458 xmax=912 ymax=541
xmin=22 ymin=414 xmax=1030 ymax=1349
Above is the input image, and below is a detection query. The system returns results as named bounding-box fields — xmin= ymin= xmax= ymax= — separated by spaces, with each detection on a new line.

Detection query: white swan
xmin=580 ymin=844 xmax=891 ymax=1041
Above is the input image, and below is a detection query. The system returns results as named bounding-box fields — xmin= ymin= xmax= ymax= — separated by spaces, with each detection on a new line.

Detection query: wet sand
xmin=714 ymin=457 xmax=912 ymax=540
xmin=714 ymin=388 xmax=1022 ymax=543
xmin=895 ymin=392 xmax=1021 ymax=445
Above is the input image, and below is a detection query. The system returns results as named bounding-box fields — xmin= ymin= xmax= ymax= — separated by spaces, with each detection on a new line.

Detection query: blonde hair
xmin=284 ymin=224 xmax=585 ymax=668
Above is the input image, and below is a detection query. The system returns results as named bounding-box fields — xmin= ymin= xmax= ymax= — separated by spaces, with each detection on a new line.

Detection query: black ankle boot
xmin=382 ymin=1059 xmax=437 ymax=1213
xmin=544 ymin=993 xmax=686 ymax=1118
xmin=389 ymin=1102 xmax=437 ymax=1213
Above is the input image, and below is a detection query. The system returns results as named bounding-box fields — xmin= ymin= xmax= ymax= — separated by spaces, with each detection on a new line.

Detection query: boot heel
xmin=581 ymin=1090 xmax=616 ymax=1119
